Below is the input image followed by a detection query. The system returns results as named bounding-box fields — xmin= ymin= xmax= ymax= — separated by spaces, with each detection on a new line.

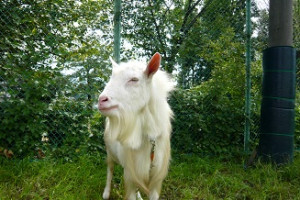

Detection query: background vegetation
xmin=0 ymin=0 xmax=299 ymax=159
xmin=1 ymin=1 xmax=300 ymax=199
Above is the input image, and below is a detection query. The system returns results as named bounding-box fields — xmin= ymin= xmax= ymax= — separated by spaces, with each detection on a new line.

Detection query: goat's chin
xmin=99 ymin=106 xmax=119 ymax=116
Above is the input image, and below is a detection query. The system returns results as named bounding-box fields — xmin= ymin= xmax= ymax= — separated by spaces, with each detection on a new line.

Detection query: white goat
xmin=98 ymin=53 xmax=174 ymax=200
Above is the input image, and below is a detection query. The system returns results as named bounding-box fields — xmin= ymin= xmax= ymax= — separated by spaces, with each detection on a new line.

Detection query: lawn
xmin=0 ymin=153 xmax=300 ymax=200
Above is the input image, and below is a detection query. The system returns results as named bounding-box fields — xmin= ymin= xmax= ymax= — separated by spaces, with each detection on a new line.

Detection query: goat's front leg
xmin=124 ymin=170 xmax=137 ymax=200
xmin=103 ymin=156 xmax=114 ymax=200
xmin=149 ymin=179 xmax=162 ymax=200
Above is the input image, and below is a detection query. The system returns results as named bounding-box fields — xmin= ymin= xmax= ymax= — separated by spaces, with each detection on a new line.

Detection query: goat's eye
xmin=129 ymin=77 xmax=139 ymax=82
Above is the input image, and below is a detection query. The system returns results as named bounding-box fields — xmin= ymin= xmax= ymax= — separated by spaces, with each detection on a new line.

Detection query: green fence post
xmin=114 ymin=0 xmax=121 ymax=63
xmin=244 ymin=0 xmax=251 ymax=154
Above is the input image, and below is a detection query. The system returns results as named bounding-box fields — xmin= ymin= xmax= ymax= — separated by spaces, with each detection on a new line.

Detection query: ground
xmin=0 ymin=153 xmax=300 ymax=199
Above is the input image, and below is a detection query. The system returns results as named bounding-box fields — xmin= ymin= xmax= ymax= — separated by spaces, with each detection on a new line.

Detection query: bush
xmin=170 ymin=29 xmax=262 ymax=155
xmin=170 ymin=87 xmax=245 ymax=156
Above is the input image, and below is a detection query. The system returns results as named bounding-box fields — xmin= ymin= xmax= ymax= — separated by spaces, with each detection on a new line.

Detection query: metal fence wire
xmin=0 ymin=0 xmax=299 ymax=159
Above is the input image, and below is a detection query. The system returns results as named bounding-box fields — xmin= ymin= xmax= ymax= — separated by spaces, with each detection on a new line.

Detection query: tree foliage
xmin=0 ymin=0 xmax=299 ymax=157
xmin=0 ymin=0 xmax=111 ymax=157
xmin=122 ymin=0 xmax=259 ymax=88
xmin=171 ymin=29 xmax=262 ymax=155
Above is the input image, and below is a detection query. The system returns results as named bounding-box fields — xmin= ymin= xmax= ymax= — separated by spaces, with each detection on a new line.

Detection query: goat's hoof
xmin=149 ymin=191 xmax=159 ymax=200
xmin=103 ymin=189 xmax=110 ymax=199
xmin=137 ymin=191 xmax=143 ymax=200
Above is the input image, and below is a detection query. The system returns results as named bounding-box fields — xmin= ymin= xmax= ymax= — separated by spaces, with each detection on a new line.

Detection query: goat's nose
xmin=99 ymin=95 xmax=109 ymax=103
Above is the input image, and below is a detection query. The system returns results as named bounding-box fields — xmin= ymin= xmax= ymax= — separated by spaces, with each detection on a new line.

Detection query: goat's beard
xmin=104 ymin=107 xmax=145 ymax=149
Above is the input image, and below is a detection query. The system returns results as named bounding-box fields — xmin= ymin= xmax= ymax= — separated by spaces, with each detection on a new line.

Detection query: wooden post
xmin=268 ymin=0 xmax=293 ymax=47
xmin=258 ymin=0 xmax=296 ymax=164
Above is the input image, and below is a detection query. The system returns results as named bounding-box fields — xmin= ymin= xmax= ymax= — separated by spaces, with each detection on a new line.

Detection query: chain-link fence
xmin=0 ymin=0 xmax=299 ymax=159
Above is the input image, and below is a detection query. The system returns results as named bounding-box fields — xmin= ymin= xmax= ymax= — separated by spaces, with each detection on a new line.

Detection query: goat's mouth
xmin=98 ymin=105 xmax=119 ymax=112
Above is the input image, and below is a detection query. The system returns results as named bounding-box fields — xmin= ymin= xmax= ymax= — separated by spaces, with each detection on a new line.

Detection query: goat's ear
xmin=109 ymin=57 xmax=119 ymax=69
xmin=145 ymin=52 xmax=161 ymax=78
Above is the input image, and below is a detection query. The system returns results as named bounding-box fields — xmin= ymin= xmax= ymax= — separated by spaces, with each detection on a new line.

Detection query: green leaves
xmin=170 ymin=28 xmax=263 ymax=155
xmin=0 ymin=0 xmax=110 ymax=157
xmin=1 ymin=0 xmax=299 ymax=158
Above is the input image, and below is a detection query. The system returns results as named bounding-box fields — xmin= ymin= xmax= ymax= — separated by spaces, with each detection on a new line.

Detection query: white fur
xmin=98 ymin=55 xmax=173 ymax=200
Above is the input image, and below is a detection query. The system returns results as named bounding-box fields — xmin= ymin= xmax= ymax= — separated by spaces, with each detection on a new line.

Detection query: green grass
xmin=1 ymin=153 xmax=300 ymax=200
